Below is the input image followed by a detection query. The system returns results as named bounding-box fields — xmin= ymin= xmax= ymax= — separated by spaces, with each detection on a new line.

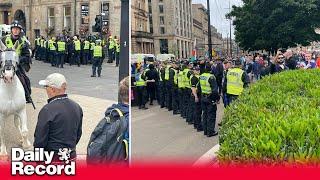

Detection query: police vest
xmin=93 ymin=45 xmax=103 ymax=57
xmin=40 ymin=39 xmax=45 ymax=47
xmin=84 ymin=41 xmax=90 ymax=50
xmin=90 ymin=42 xmax=95 ymax=50
xmin=135 ymin=74 xmax=146 ymax=86
xmin=226 ymin=68 xmax=244 ymax=96
xmin=36 ymin=38 xmax=40 ymax=46
xmin=178 ymin=71 xmax=185 ymax=88
xmin=173 ymin=69 xmax=178 ymax=85
xmin=74 ymin=40 xmax=81 ymax=51
xmin=116 ymin=43 xmax=120 ymax=53
xmin=49 ymin=40 xmax=56 ymax=51
xmin=158 ymin=68 xmax=163 ymax=82
xmin=190 ymin=75 xmax=199 ymax=88
xmin=183 ymin=69 xmax=191 ymax=88
xmin=5 ymin=35 xmax=26 ymax=55
xmin=57 ymin=41 xmax=66 ymax=52
xmin=164 ymin=66 xmax=171 ymax=80
xmin=199 ymin=73 xmax=214 ymax=95
xmin=109 ymin=39 xmax=115 ymax=49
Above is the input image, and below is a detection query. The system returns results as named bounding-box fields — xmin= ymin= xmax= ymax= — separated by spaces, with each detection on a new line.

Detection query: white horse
xmin=0 ymin=41 xmax=31 ymax=156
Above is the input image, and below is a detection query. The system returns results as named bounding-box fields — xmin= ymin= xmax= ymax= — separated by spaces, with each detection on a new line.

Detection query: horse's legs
xmin=14 ymin=114 xmax=23 ymax=144
xmin=17 ymin=108 xmax=31 ymax=149
xmin=0 ymin=114 xmax=7 ymax=155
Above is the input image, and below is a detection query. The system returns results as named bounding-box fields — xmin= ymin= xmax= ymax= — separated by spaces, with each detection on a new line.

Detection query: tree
xmin=229 ymin=0 xmax=320 ymax=52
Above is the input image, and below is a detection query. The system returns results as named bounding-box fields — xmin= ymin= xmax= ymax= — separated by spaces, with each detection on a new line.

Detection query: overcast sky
xmin=192 ymin=0 xmax=243 ymax=39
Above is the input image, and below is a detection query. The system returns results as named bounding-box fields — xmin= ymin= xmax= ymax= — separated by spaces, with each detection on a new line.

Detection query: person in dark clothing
xmin=35 ymin=73 xmax=83 ymax=162
xmin=198 ymin=62 xmax=220 ymax=137
xmin=190 ymin=66 xmax=202 ymax=131
xmin=213 ymin=59 xmax=224 ymax=94
xmin=145 ymin=64 xmax=159 ymax=105
xmin=171 ymin=62 xmax=180 ymax=115
xmin=159 ymin=64 xmax=166 ymax=108
xmin=284 ymin=49 xmax=297 ymax=70
xmin=260 ymin=60 xmax=271 ymax=78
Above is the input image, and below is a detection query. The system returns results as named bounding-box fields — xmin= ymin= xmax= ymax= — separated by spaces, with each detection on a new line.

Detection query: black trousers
xmin=146 ymin=83 xmax=156 ymax=104
xmin=201 ymin=96 xmax=217 ymax=136
xmin=182 ymin=89 xmax=191 ymax=118
xmin=136 ymin=86 xmax=146 ymax=107
xmin=158 ymin=81 xmax=165 ymax=107
xmin=193 ymin=97 xmax=202 ymax=130
xmin=166 ymin=83 xmax=173 ymax=110
xmin=172 ymin=85 xmax=179 ymax=113
xmin=186 ymin=93 xmax=194 ymax=123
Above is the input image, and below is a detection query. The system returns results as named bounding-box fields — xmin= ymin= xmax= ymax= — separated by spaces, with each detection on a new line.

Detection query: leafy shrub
xmin=218 ymin=70 xmax=320 ymax=165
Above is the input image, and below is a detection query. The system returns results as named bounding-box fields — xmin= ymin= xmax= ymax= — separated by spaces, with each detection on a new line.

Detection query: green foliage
xmin=218 ymin=70 xmax=320 ymax=165
xmin=229 ymin=0 xmax=320 ymax=51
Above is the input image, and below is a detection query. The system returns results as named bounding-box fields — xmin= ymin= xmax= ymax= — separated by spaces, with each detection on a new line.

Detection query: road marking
xmin=193 ymin=144 xmax=220 ymax=166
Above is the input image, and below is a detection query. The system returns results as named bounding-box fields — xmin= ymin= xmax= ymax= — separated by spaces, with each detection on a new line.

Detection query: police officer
xmin=91 ymin=40 xmax=104 ymax=77
xmin=135 ymin=67 xmax=148 ymax=109
xmin=182 ymin=62 xmax=192 ymax=120
xmin=82 ymin=38 xmax=90 ymax=65
xmin=108 ymin=36 xmax=115 ymax=63
xmin=223 ymin=59 xmax=249 ymax=106
xmin=89 ymin=39 xmax=95 ymax=64
xmin=34 ymin=36 xmax=41 ymax=60
xmin=171 ymin=62 xmax=180 ymax=115
xmin=165 ymin=61 xmax=173 ymax=111
xmin=198 ymin=62 xmax=220 ymax=137
xmin=115 ymin=39 xmax=120 ymax=67
xmin=1 ymin=20 xmax=32 ymax=103
xmin=73 ymin=36 xmax=81 ymax=67
xmin=158 ymin=62 xmax=166 ymax=108
xmin=145 ymin=63 xmax=159 ymax=105
xmin=56 ymin=37 xmax=66 ymax=68
xmin=48 ymin=37 xmax=57 ymax=66
xmin=190 ymin=66 xmax=202 ymax=131
xmin=39 ymin=36 xmax=46 ymax=61
xmin=177 ymin=63 xmax=186 ymax=117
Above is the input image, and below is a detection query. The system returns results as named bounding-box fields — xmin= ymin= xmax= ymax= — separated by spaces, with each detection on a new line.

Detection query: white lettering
xmin=24 ymin=165 xmax=34 ymax=175
xmin=64 ymin=162 xmax=76 ymax=175
xmin=35 ymin=165 xmax=46 ymax=175
xmin=11 ymin=162 xmax=24 ymax=175
xmin=44 ymin=151 xmax=54 ymax=165
xmin=11 ymin=148 xmax=24 ymax=161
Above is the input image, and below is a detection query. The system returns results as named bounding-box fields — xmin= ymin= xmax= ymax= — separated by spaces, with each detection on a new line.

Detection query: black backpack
xmin=87 ymin=108 xmax=129 ymax=165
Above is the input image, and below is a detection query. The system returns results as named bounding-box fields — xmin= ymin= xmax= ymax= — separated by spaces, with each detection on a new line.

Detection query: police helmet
xmin=11 ymin=20 xmax=23 ymax=30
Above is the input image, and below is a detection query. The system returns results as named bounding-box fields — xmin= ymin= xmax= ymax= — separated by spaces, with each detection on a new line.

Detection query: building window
xmin=159 ymin=5 xmax=164 ymax=13
xmin=3 ymin=11 xmax=9 ymax=25
xmin=160 ymin=27 xmax=165 ymax=34
xmin=81 ymin=4 xmax=89 ymax=24
xmin=160 ymin=39 xmax=168 ymax=54
xmin=48 ymin=7 xmax=55 ymax=28
xmin=160 ymin=16 xmax=164 ymax=25
xmin=63 ymin=6 xmax=71 ymax=29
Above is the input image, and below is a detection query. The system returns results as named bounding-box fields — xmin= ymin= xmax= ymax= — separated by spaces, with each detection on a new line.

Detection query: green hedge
xmin=218 ymin=69 xmax=320 ymax=165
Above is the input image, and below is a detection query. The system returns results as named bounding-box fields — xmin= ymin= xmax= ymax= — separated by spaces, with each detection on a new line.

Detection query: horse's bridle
xmin=0 ymin=60 xmax=16 ymax=79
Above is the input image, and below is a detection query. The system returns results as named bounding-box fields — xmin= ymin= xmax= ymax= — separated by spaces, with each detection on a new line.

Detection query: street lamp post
xmin=207 ymin=0 xmax=213 ymax=61
xmin=119 ymin=0 xmax=129 ymax=82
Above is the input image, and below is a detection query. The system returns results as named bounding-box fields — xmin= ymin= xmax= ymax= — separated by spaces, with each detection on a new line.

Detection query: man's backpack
xmin=87 ymin=108 xmax=129 ymax=165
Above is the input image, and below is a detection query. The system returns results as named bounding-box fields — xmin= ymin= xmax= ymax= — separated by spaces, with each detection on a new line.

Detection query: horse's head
xmin=0 ymin=40 xmax=19 ymax=83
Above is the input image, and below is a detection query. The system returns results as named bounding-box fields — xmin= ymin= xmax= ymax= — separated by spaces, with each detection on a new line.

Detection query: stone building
xmin=131 ymin=0 xmax=154 ymax=54
xmin=191 ymin=3 xmax=208 ymax=58
xmin=0 ymin=0 xmax=122 ymax=46
xmin=149 ymin=0 xmax=193 ymax=58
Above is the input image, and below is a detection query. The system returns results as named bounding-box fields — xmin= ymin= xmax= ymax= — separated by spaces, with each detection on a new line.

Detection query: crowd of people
xmin=132 ymin=47 xmax=320 ymax=138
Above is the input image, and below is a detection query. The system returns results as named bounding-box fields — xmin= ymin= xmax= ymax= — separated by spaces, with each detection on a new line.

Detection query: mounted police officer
xmin=1 ymin=20 xmax=32 ymax=103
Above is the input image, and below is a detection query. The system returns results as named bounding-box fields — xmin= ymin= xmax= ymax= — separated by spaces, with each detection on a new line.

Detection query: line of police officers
xmin=134 ymin=59 xmax=249 ymax=137
xmin=33 ymin=35 xmax=120 ymax=74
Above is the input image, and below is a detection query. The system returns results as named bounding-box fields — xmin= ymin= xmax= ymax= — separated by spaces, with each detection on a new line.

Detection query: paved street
xmin=29 ymin=60 xmax=119 ymax=101
xmin=0 ymin=59 xmax=119 ymax=159
xmin=131 ymin=102 xmax=224 ymax=164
